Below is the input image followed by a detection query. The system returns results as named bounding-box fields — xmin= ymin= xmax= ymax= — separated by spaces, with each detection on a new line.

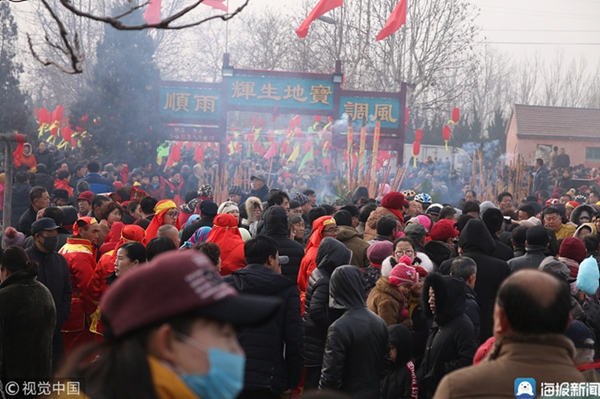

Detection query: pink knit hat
xmin=408 ymin=215 xmax=432 ymax=232
xmin=389 ymin=255 xmax=418 ymax=286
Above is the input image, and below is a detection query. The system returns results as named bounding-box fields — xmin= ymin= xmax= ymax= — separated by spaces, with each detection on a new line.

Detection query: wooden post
xmin=4 ymin=142 xmax=13 ymax=230
xmin=1 ymin=133 xmax=26 ymax=231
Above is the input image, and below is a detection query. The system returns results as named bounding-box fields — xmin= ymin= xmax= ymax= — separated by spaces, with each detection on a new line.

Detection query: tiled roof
xmin=514 ymin=104 xmax=600 ymax=138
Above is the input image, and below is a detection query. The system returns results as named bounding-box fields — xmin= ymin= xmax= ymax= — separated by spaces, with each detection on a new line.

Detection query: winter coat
xmin=35 ymin=150 xmax=55 ymax=172
xmin=531 ymin=166 xmax=549 ymax=195
xmin=382 ymin=325 xmax=419 ymax=399
xmin=367 ymin=277 xmax=408 ymax=326
xmin=319 ymin=266 xmax=388 ymax=399
xmin=438 ymin=219 xmax=510 ymax=342
xmin=434 ymin=334 xmax=586 ymax=399
xmin=424 ymin=240 xmax=454 ymax=269
xmin=147 ymin=181 xmax=166 ymax=200
xmin=303 ymin=238 xmax=352 ymax=367
xmin=11 ymin=182 xmax=31 ymax=228
xmin=180 ymin=215 xmax=215 ymax=243
xmin=25 ymin=245 xmax=71 ymax=371
xmin=35 ymin=172 xmax=55 ymax=194
xmin=263 ymin=205 xmax=305 ymax=283
xmin=507 ymin=245 xmax=552 ymax=273
xmin=417 ymin=274 xmax=478 ymax=399
xmin=77 ymin=173 xmax=115 ymax=195
xmin=571 ymin=204 xmax=596 ymax=226
xmin=58 ymin=238 xmax=97 ymax=333
xmin=492 ymin=236 xmax=514 ymax=262
xmin=513 ymin=245 xmax=526 ymax=258
xmin=363 ymin=206 xmax=403 ymax=242
xmin=0 ymin=268 xmax=56 ymax=381
xmin=17 ymin=205 xmax=39 ymax=237
xmin=250 ymin=184 xmax=270 ymax=202
xmin=464 ymin=285 xmax=481 ymax=341
xmin=224 ymin=264 xmax=304 ymax=394
xmin=336 ymin=225 xmax=370 ymax=268
xmin=164 ymin=179 xmax=184 ymax=205
xmin=54 ymin=179 xmax=74 ymax=197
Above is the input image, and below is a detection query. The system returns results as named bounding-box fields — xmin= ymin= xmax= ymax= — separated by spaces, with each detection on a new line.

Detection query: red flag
xmin=143 ymin=0 xmax=161 ymax=25
xmin=296 ymin=0 xmax=343 ymax=38
xmin=203 ymin=0 xmax=228 ymax=12
xmin=376 ymin=0 xmax=406 ymax=41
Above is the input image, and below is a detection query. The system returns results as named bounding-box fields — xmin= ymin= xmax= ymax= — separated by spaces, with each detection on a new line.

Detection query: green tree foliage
xmin=0 ymin=3 xmax=31 ymax=134
xmin=70 ymin=9 xmax=162 ymax=165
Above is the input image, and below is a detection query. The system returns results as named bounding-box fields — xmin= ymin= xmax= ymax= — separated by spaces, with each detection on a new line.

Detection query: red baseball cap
xmin=100 ymin=251 xmax=280 ymax=338
xmin=72 ymin=217 xmax=96 ymax=236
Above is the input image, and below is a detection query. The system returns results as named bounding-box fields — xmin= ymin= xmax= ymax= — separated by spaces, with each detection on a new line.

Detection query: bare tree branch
xmin=28 ymin=0 xmax=84 ymax=74
xmin=18 ymin=0 xmax=249 ymax=73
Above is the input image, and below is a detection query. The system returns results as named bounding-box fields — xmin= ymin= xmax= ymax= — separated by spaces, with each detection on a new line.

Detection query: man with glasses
xmin=543 ymin=206 xmax=575 ymax=240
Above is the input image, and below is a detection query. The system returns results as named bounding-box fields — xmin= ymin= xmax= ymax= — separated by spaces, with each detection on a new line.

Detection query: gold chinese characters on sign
xmin=163 ymin=92 xmax=218 ymax=114
xmin=344 ymin=102 xmax=397 ymax=123
xmin=230 ymin=82 xmax=331 ymax=105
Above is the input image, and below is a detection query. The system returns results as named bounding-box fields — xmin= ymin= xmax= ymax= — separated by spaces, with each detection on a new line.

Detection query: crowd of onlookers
xmin=1 ymin=142 xmax=600 ymax=398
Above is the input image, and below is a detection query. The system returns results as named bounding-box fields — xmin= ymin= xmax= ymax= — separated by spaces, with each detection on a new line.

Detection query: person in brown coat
xmin=363 ymin=192 xmax=408 ymax=241
xmin=367 ymin=257 xmax=417 ymax=326
xmin=433 ymin=269 xmax=586 ymax=399
xmin=334 ymin=210 xmax=370 ymax=268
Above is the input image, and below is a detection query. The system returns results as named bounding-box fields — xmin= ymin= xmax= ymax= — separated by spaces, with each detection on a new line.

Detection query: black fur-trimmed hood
xmin=422 ymin=273 xmax=466 ymax=325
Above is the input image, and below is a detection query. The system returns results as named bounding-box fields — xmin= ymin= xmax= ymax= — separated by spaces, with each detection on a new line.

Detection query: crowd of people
xmin=1 ymin=141 xmax=600 ymax=399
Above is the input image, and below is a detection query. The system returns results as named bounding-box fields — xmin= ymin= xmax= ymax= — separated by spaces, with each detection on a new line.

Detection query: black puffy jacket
xmin=507 ymin=245 xmax=553 ymax=273
xmin=382 ymin=324 xmax=419 ymax=399
xmin=438 ymin=219 xmax=510 ymax=342
xmin=264 ymin=205 xmax=305 ymax=282
xmin=416 ymin=274 xmax=478 ymax=399
xmin=319 ymin=266 xmax=388 ymax=399
xmin=224 ymin=264 xmax=304 ymax=394
xmin=304 ymin=237 xmax=352 ymax=367
xmin=11 ymin=183 xmax=31 ymax=228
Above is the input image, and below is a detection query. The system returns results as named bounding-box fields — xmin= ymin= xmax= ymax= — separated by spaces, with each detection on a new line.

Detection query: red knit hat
xmin=429 ymin=219 xmax=459 ymax=241
xmin=367 ymin=241 xmax=394 ymax=265
xmin=381 ymin=192 xmax=409 ymax=210
xmin=389 ymin=255 xmax=418 ymax=286
xmin=559 ymin=236 xmax=587 ymax=263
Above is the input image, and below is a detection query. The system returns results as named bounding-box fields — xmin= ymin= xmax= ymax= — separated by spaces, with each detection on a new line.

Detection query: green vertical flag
xmin=299 ymin=146 xmax=314 ymax=170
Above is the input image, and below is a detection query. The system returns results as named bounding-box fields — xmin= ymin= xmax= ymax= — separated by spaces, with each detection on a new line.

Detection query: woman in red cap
xmin=297 ymin=215 xmax=338 ymax=313
xmin=207 ymin=214 xmax=246 ymax=276
xmin=363 ymin=192 xmax=408 ymax=241
xmin=144 ymin=199 xmax=180 ymax=244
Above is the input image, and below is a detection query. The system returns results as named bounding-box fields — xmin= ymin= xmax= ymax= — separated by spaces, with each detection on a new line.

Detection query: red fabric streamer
xmin=376 ymin=0 xmax=407 ymax=41
xmin=202 ymin=0 xmax=228 ymax=11
xmin=195 ymin=146 xmax=204 ymax=163
xmin=143 ymin=0 xmax=161 ymax=24
xmin=12 ymin=134 xmax=25 ymax=168
xmin=296 ymin=0 xmax=344 ymax=38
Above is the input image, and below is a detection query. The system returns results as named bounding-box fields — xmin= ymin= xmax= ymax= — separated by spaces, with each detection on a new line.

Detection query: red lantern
xmin=61 ymin=125 xmax=72 ymax=142
xmin=38 ymin=108 xmax=49 ymax=126
xmin=443 ymin=126 xmax=451 ymax=141
xmin=415 ymin=128 xmax=423 ymax=142
xmin=53 ymin=105 xmax=64 ymax=125
xmin=412 ymin=141 xmax=421 ymax=155
xmin=451 ymin=107 xmax=460 ymax=123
